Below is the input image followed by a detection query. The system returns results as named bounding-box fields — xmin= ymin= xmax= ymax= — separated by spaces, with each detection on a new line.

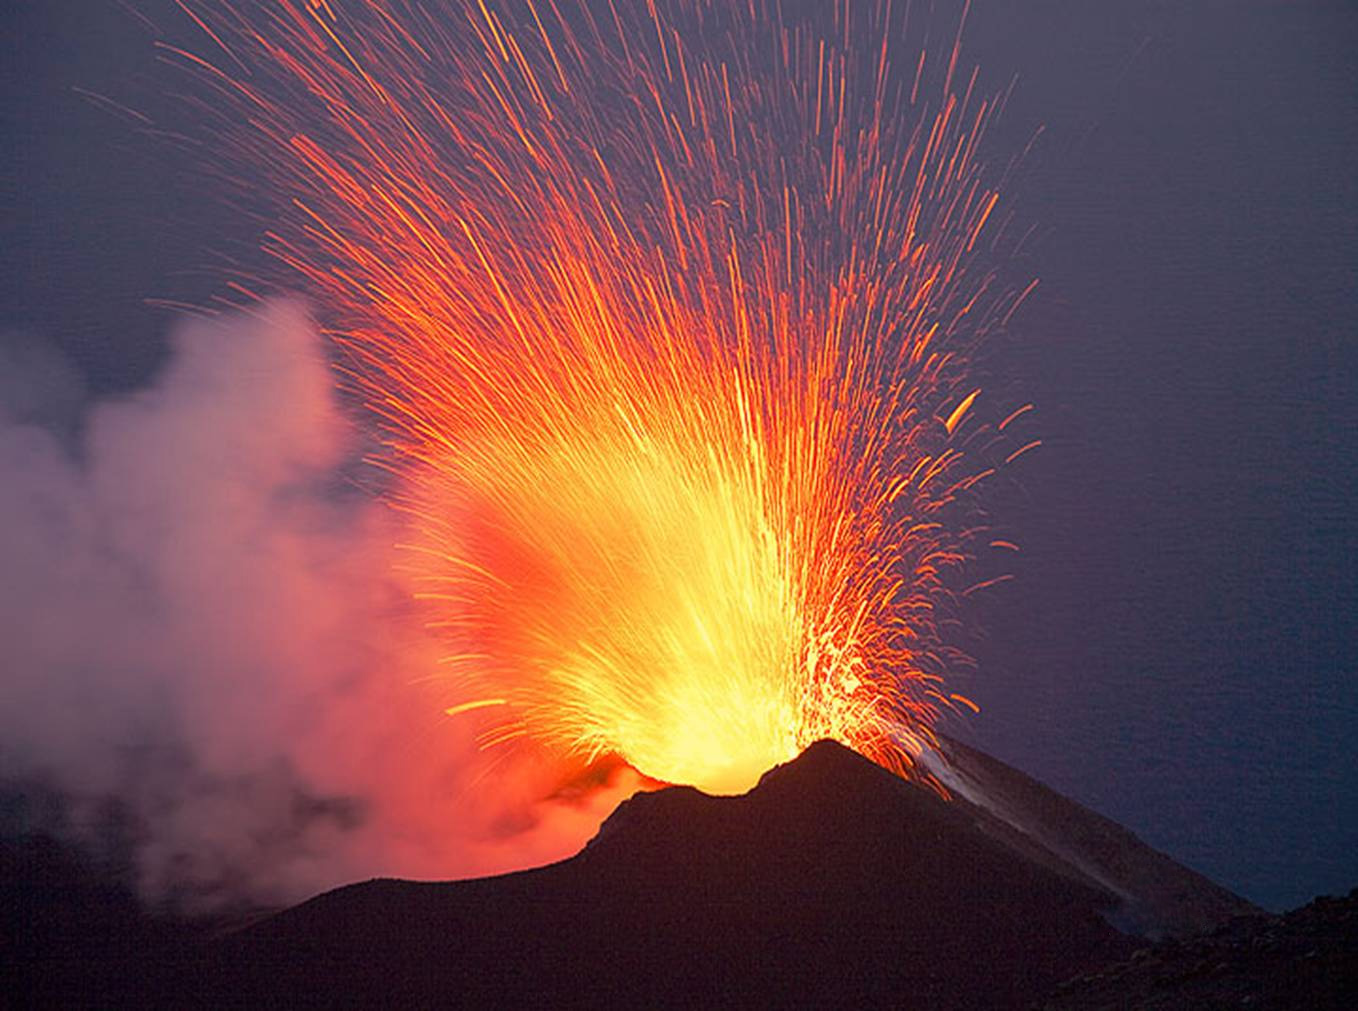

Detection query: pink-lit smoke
xmin=0 ymin=302 xmax=638 ymax=912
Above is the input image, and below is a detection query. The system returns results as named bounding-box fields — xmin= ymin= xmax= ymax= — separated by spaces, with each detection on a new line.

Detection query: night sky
xmin=3 ymin=0 xmax=1356 ymax=913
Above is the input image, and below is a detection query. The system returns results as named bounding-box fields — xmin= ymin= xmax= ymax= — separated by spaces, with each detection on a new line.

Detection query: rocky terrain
xmin=1041 ymin=888 xmax=1358 ymax=1010
xmin=6 ymin=740 xmax=1353 ymax=1008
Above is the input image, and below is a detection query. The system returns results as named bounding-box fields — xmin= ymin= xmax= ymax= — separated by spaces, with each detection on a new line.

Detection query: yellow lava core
xmin=183 ymin=0 xmax=1035 ymax=794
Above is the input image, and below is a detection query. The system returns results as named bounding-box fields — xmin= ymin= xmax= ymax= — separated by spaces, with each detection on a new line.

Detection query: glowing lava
xmin=175 ymin=1 xmax=1034 ymax=794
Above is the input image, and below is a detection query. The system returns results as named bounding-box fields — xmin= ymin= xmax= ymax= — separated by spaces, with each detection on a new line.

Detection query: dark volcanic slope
xmin=930 ymin=736 xmax=1258 ymax=937
xmin=149 ymin=741 xmax=1141 ymax=1008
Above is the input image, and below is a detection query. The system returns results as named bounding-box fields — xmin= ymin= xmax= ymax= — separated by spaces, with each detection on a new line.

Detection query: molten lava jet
xmin=173 ymin=0 xmax=1036 ymax=794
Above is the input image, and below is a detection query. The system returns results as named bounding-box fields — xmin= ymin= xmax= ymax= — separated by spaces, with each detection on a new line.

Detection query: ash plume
xmin=0 ymin=302 xmax=633 ymax=912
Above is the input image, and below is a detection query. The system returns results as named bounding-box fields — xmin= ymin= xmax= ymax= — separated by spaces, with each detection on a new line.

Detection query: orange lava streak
xmin=180 ymin=1 xmax=1028 ymax=794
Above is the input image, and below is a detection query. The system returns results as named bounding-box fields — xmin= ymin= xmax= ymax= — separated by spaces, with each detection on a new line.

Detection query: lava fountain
xmin=172 ymin=0 xmax=1035 ymax=795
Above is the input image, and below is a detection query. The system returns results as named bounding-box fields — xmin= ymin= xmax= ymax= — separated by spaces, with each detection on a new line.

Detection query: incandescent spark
xmin=173 ymin=0 xmax=1034 ymax=794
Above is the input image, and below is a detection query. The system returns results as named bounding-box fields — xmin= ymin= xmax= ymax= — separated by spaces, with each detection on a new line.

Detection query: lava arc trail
xmin=172 ymin=0 xmax=1035 ymax=795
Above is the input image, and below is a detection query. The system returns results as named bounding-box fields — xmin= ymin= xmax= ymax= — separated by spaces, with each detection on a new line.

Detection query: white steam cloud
xmin=0 ymin=302 xmax=634 ymax=912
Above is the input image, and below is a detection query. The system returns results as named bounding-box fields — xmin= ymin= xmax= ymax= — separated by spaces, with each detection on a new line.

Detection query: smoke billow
xmin=0 ymin=302 xmax=636 ymax=912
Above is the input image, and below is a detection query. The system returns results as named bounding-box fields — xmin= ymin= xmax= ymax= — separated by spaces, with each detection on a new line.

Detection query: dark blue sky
xmin=958 ymin=0 xmax=1358 ymax=913
xmin=3 ymin=1 xmax=1355 ymax=912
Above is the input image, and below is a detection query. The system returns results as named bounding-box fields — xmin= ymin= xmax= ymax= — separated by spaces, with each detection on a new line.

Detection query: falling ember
xmin=173 ymin=1 xmax=1034 ymax=795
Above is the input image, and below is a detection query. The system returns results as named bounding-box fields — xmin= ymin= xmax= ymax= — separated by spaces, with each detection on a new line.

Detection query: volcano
xmin=14 ymin=738 xmax=1276 ymax=1008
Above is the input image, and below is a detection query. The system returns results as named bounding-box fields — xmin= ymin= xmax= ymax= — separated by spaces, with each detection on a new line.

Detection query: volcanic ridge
xmin=27 ymin=738 xmax=1351 ymax=1008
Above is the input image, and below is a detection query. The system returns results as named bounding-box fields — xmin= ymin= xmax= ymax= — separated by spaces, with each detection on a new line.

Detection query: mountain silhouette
xmin=61 ymin=738 xmax=1253 ymax=1008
